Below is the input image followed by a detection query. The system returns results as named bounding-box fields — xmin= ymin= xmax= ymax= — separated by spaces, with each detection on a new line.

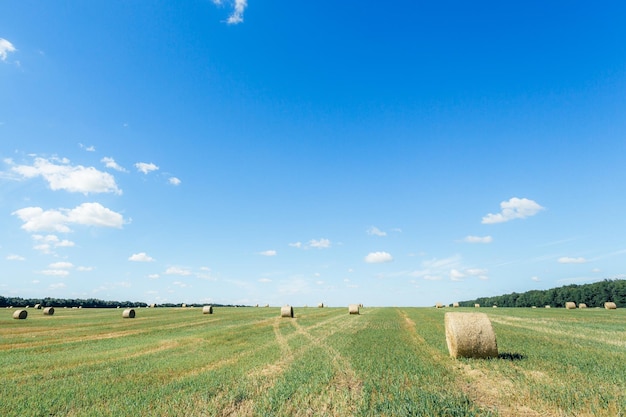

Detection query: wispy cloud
xmin=463 ymin=235 xmax=493 ymax=243
xmin=6 ymin=254 xmax=25 ymax=261
xmin=10 ymin=156 xmax=122 ymax=195
xmin=13 ymin=203 xmax=126 ymax=233
xmin=135 ymin=162 xmax=159 ymax=174
xmin=0 ymin=38 xmax=16 ymax=61
xmin=308 ymin=238 xmax=331 ymax=249
xmin=213 ymin=0 xmax=247 ymax=24
xmin=558 ymin=256 xmax=587 ymax=264
xmin=129 ymin=252 xmax=155 ymax=262
xmin=367 ymin=226 xmax=387 ymax=237
xmin=482 ymin=197 xmax=544 ymax=224
xmin=101 ymin=157 xmax=127 ymax=172
xmin=364 ymin=251 xmax=393 ymax=264
xmin=168 ymin=177 xmax=181 ymax=186
xmin=259 ymin=250 xmax=277 ymax=256
xmin=165 ymin=266 xmax=193 ymax=276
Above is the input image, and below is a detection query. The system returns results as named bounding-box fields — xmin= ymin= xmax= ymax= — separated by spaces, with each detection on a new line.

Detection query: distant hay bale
xmin=435 ymin=302 xmax=443 ymax=308
xmin=202 ymin=305 xmax=213 ymax=314
xmin=604 ymin=302 xmax=617 ymax=310
xmin=318 ymin=303 xmax=324 ymax=308
xmin=531 ymin=306 xmax=537 ymax=309
xmin=474 ymin=304 xmax=480 ymax=308
xmin=545 ymin=305 xmax=551 ymax=309
xmin=281 ymin=305 xmax=293 ymax=318
xmin=348 ymin=304 xmax=360 ymax=315
xmin=579 ymin=303 xmax=587 ymax=309
xmin=181 ymin=303 xmax=187 ymax=308
xmin=122 ymin=308 xmax=136 ymax=318
xmin=34 ymin=304 xmax=42 ymax=309
xmin=43 ymin=307 xmax=55 ymax=316
xmin=565 ymin=302 xmax=576 ymax=309
xmin=444 ymin=312 xmax=498 ymax=359
xmin=13 ymin=309 xmax=28 ymax=319
xmin=453 ymin=302 xmax=460 ymax=308
xmin=149 ymin=303 xmax=156 ymax=308
xmin=492 ymin=305 xmax=498 ymax=308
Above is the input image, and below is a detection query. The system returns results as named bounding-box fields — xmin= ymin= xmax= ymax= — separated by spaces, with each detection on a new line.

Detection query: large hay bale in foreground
xmin=13 ymin=309 xmax=28 ymax=319
xmin=444 ymin=312 xmax=498 ymax=359
xmin=281 ymin=305 xmax=293 ymax=318
xmin=604 ymin=302 xmax=617 ymax=310
xmin=202 ymin=305 xmax=213 ymax=314
xmin=122 ymin=308 xmax=136 ymax=318
xmin=348 ymin=304 xmax=360 ymax=315
xmin=579 ymin=303 xmax=587 ymax=309
xmin=565 ymin=302 xmax=576 ymax=310
xmin=43 ymin=307 xmax=55 ymax=316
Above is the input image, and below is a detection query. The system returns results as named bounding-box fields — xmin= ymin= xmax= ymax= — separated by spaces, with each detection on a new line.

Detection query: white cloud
xmin=227 ymin=0 xmax=247 ymax=24
xmin=129 ymin=252 xmax=155 ymax=262
xmin=6 ymin=254 xmax=25 ymax=261
xmin=450 ymin=269 xmax=465 ymax=281
xmin=148 ymin=274 xmax=160 ymax=279
xmin=168 ymin=177 xmax=181 ymax=186
xmin=32 ymin=234 xmax=75 ymax=254
xmin=289 ymin=242 xmax=302 ymax=248
xmin=481 ymin=197 xmax=544 ymax=224
xmin=49 ymin=261 xmax=73 ymax=269
xmin=11 ymin=157 xmax=122 ymax=195
xmin=41 ymin=269 xmax=70 ymax=276
xmin=364 ymin=251 xmax=393 ymax=263
xmin=0 ymin=38 xmax=16 ymax=61
xmin=76 ymin=266 xmax=93 ymax=272
xmin=309 ymin=238 xmax=331 ymax=249
xmin=101 ymin=157 xmax=127 ymax=172
xmin=531 ymin=276 xmax=541 ymax=282
xmin=165 ymin=266 xmax=192 ymax=276
xmin=13 ymin=203 xmax=126 ymax=233
xmin=259 ymin=278 xmax=272 ymax=283
xmin=558 ymin=257 xmax=587 ymax=264
xmin=367 ymin=226 xmax=387 ymax=237
xmin=49 ymin=282 xmax=67 ymax=289
xmin=463 ymin=235 xmax=493 ymax=243
xmin=79 ymin=144 xmax=96 ymax=152
xmin=259 ymin=250 xmax=277 ymax=256
xmin=135 ymin=162 xmax=159 ymax=174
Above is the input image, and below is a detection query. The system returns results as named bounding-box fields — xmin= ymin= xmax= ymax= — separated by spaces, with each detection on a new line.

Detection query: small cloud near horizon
xmin=482 ymin=197 xmax=544 ymax=224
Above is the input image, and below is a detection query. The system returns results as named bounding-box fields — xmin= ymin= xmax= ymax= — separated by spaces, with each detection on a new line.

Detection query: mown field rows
xmin=1 ymin=306 xmax=624 ymax=416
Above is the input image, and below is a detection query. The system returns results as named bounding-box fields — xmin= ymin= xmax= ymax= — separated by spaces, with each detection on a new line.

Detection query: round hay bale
xmin=474 ymin=304 xmax=480 ymax=308
xmin=122 ymin=308 xmax=136 ymax=318
xmin=545 ymin=305 xmax=551 ymax=309
xmin=13 ymin=309 xmax=28 ymax=319
xmin=435 ymin=302 xmax=443 ymax=309
xmin=181 ymin=303 xmax=187 ymax=308
xmin=34 ymin=304 xmax=42 ymax=309
xmin=281 ymin=305 xmax=293 ymax=318
xmin=604 ymin=302 xmax=617 ymax=310
xmin=444 ymin=312 xmax=498 ymax=359
xmin=453 ymin=302 xmax=460 ymax=308
xmin=565 ymin=302 xmax=576 ymax=309
xmin=202 ymin=305 xmax=213 ymax=314
xmin=348 ymin=304 xmax=360 ymax=315
xmin=318 ymin=302 xmax=324 ymax=308
xmin=579 ymin=303 xmax=587 ymax=309
xmin=43 ymin=307 xmax=55 ymax=316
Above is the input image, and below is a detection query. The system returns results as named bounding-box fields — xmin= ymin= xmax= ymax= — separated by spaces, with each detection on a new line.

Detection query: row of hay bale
xmin=565 ymin=301 xmax=617 ymax=309
xmin=12 ymin=307 xmax=55 ymax=319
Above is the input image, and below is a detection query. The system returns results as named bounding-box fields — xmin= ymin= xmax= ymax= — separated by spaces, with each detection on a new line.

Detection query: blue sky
xmin=1 ymin=1 xmax=626 ymax=307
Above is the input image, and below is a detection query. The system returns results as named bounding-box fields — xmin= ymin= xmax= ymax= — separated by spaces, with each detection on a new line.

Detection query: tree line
xmin=0 ymin=296 xmax=244 ymax=308
xmin=459 ymin=279 xmax=626 ymax=308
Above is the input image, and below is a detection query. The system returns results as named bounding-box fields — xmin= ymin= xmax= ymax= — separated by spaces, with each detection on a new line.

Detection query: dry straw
xmin=604 ymin=302 xmax=617 ymax=310
xmin=565 ymin=302 xmax=576 ymax=309
xmin=281 ymin=305 xmax=293 ymax=318
xmin=435 ymin=302 xmax=443 ymax=309
xmin=43 ymin=307 xmax=55 ymax=316
xmin=202 ymin=305 xmax=213 ymax=314
xmin=453 ymin=302 xmax=460 ymax=308
xmin=579 ymin=303 xmax=587 ymax=309
xmin=444 ymin=312 xmax=498 ymax=359
xmin=122 ymin=308 xmax=136 ymax=318
xmin=348 ymin=304 xmax=360 ymax=315
xmin=13 ymin=309 xmax=28 ymax=319
xmin=474 ymin=304 xmax=480 ymax=308
xmin=318 ymin=302 xmax=324 ymax=308
xmin=34 ymin=304 xmax=42 ymax=309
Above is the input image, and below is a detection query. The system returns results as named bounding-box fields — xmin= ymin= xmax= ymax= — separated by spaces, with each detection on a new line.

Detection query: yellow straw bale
xmin=444 ymin=312 xmax=498 ymax=359
xmin=565 ymin=302 xmax=576 ymax=309
xmin=578 ymin=303 xmax=587 ymax=309
xmin=604 ymin=302 xmax=617 ymax=310
xmin=202 ymin=305 xmax=213 ymax=314
xmin=348 ymin=304 xmax=360 ymax=314
xmin=474 ymin=304 xmax=480 ymax=308
xmin=281 ymin=305 xmax=293 ymax=318
xmin=43 ymin=307 xmax=55 ymax=316
xmin=13 ymin=309 xmax=28 ymax=319
xmin=122 ymin=308 xmax=136 ymax=318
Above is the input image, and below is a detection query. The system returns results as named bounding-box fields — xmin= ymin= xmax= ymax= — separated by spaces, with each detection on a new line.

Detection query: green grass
xmin=1 ymin=306 xmax=624 ymax=416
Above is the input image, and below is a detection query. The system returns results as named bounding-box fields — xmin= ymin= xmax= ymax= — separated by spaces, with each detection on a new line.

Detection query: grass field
xmin=1 ymin=306 xmax=624 ymax=416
